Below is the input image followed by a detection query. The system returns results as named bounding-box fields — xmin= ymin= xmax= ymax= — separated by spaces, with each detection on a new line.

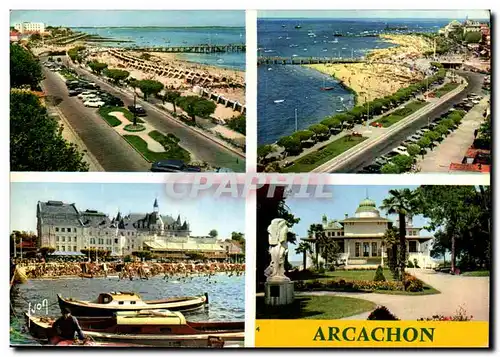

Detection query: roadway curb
xmin=74 ymin=64 xmax=246 ymax=160
xmin=312 ymin=78 xmax=468 ymax=173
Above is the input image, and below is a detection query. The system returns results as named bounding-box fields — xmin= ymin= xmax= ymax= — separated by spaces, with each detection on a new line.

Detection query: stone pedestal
xmin=264 ymin=280 xmax=294 ymax=306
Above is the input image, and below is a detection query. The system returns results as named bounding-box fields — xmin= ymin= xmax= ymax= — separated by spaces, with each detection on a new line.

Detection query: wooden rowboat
xmin=58 ymin=292 xmax=208 ymax=317
xmin=25 ymin=311 xmax=244 ymax=348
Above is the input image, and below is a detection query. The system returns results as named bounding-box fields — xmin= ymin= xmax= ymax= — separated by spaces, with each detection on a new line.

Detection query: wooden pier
xmin=257 ymin=56 xmax=364 ymax=66
xmin=126 ymin=44 xmax=246 ymax=54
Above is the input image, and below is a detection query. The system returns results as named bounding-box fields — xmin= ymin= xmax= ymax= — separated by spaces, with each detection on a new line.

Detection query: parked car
xmin=84 ymin=98 xmax=105 ymax=108
xmin=104 ymin=96 xmax=124 ymax=107
xmin=128 ymin=104 xmax=147 ymax=116
xmin=374 ymin=157 xmax=389 ymax=166
xmin=359 ymin=164 xmax=381 ymax=173
xmin=151 ymin=160 xmax=195 ymax=173
xmin=78 ymin=91 xmax=98 ymax=100
xmin=392 ymin=147 xmax=410 ymax=156
xmin=68 ymin=90 xmax=80 ymax=97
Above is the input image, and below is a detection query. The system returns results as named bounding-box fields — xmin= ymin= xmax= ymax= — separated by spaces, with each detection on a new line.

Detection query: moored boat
xmin=58 ymin=292 xmax=208 ymax=317
xmin=26 ymin=311 xmax=244 ymax=348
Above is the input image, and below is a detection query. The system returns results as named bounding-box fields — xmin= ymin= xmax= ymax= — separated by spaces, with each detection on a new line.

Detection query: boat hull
xmin=57 ymin=294 xmax=207 ymax=317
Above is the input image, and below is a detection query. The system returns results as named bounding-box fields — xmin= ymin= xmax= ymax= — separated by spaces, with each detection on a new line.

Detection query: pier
xmin=126 ymin=44 xmax=246 ymax=54
xmin=257 ymin=56 xmax=364 ymax=66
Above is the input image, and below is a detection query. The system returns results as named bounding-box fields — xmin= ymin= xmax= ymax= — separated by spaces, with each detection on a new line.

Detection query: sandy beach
xmin=306 ymin=34 xmax=431 ymax=104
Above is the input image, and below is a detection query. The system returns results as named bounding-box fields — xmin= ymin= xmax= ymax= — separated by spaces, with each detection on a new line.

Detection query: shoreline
xmin=304 ymin=33 xmax=432 ymax=105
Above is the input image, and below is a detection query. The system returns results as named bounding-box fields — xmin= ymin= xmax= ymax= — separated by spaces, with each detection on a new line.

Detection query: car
xmin=374 ymin=157 xmax=388 ymax=166
xmin=392 ymin=147 xmax=410 ymax=156
xmin=151 ymin=159 xmax=192 ymax=173
xmin=421 ymin=128 xmax=430 ymax=133
xmin=215 ymin=167 xmax=235 ymax=173
xmin=84 ymin=98 xmax=105 ymax=108
xmin=385 ymin=151 xmax=399 ymax=158
xmin=128 ymin=104 xmax=147 ymax=116
xmin=104 ymin=96 xmax=124 ymax=107
xmin=68 ymin=90 xmax=80 ymax=97
xmin=78 ymin=91 xmax=98 ymax=99
xmin=359 ymin=164 xmax=381 ymax=173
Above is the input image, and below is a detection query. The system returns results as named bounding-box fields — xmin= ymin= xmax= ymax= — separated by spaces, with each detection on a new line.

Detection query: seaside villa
xmin=302 ymin=198 xmax=438 ymax=269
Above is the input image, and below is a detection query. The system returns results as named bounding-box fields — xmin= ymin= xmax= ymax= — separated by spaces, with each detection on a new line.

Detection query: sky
xmin=10 ymin=182 xmax=245 ymax=239
xmin=9 ymin=10 xmax=245 ymax=27
xmin=258 ymin=10 xmax=490 ymax=20
xmin=283 ymin=185 xmax=435 ymax=262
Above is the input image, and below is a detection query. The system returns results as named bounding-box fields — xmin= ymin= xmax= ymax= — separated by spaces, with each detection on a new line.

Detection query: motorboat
xmin=274 ymin=99 xmax=285 ymax=103
xmin=26 ymin=310 xmax=244 ymax=348
xmin=57 ymin=292 xmax=208 ymax=317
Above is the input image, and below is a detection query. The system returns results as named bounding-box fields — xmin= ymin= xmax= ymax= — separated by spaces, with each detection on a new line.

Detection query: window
xmin=127 ymin=232 xmax=130 ymax=236
xmin=62 ymin=246 xmax=66 ymax=251
xmin=73 ymin=228 xmax=77 ymax=233
xmin=372 ymin=242 xmax=377 ymax=257
xmin=56 ymin=236 xmax=60 ymax=242
xmin=55 ymin=227 xmax=59 ymax=232
xmin=105 ymin=231 xmax=108 ymax=235
xmin=67 ymin=228 xmax=71 ymax=232
xmin=337 ymin=232 xmax=341 ymax=236
xmin=355 ymin=243 xmax=361 ymax=257
xmin=61 ymin=228 xmax=65 ymax=232
xmin=73 ymin=246 xmax=77 ymax=252
xmin=363 ymin=242 xmax=370 ymax=257
xmin=409 ymin=241 xmax=417 ymax=253
xmin=114 ymin=239 xmax=118 ymax=244
xmin=98 ymin=238 xmax=104 ymax=245
xmin=90 ymin=238 xmax=95 ymax=244
xmin=62 ymin=237 xmax=65 ymax=242
xmin=74 ymin=237 xmax=77 ymax=242
xmin=106 ymin=239 xmax=111 ymax=245
xmin=57 ymin=246 xmax=61 ymax=251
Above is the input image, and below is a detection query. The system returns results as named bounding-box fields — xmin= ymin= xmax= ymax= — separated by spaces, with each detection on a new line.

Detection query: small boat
xmin=26 ymin=311 xmax=244 ymax=348
xmin=295 ymin=25 xmax=302 ymax=29
xmin=286 ymin=36 xmax=291 ymax=40
xmin=289 ymin=44 xmax=298 ymax=48
xmin=292 ymin=54 xmax=298 ymax=57
xmin=321 ymin=87 xmax=334 ymax=91
xmin=322 ymin=49 xmax=328 ymax=52
xmin=274 ymin=99 xmax=285 ymax=103
xmin=267 ymin=68 xmax=272 ymax=71
xmin=278 ymin=36 xmax=283 ymax=39
xmin=282 ymin=25 xmax=286 ymax=28
xmin=336 ymin=109 xmax=344 ymax=112
xmin=264 ymin=49 xmax=274 ymax=53
xmin=57 ymin=292 xmax=208 ymax=317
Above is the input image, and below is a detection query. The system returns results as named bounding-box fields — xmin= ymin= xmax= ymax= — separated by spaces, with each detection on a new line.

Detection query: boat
xmin=267 ymin=68 xmax=272 ymax=71
xmin=295 ymin=25 xmax=302 ymax=29
xmin=321 ymin=87 xmax=334 ymax=91
xmin=274 ymin=99 xmax=285 ymax=103
xmin=26 ymin=311 xmax=244 ymax=348
xmin=57 ymin=292 xmax=208 ymax=317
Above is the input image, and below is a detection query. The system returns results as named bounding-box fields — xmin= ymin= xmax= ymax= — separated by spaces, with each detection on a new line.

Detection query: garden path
xmin=108 ymin=112 xmax=165 ymax=152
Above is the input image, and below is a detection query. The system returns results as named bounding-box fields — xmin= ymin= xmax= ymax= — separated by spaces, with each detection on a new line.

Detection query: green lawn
xmin=98 ymin=106 xmax=144 ymax=125
xmin=378 ymin=100 xmax=429 ymax=127
xmin=432 ymin=82 xmax=459 ymax=98
xmin=283 ymin=136 xmax=367 ymax=172
xmin=374 ymin=284 xmax=440 ymax=296
xmin=60 ymin=69 xmax=76 ymax=81
xmin=123 ymin=131 xmax=190 ymax=163
xmin=461 ymin=271 xmax=490 ymax=277
xmin=256 ymin=295 xmax=376 ymax=320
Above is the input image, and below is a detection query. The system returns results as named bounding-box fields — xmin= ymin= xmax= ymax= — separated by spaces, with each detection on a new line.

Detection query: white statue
xmin=264 ymin=218 xmax=290 ymax=282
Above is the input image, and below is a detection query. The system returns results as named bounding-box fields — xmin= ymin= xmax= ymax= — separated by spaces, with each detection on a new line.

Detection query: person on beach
xmin=50 ymin=308 xmax=86 ymax=345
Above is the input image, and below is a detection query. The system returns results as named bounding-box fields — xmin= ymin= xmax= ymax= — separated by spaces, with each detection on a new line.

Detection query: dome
xmin=355 ymin=198 xmax=380 ymax=218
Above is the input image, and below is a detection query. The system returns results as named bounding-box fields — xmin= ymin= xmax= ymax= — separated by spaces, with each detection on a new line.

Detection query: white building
xmin=303 ymin=198 xmax=437 ymax=269
xmin=14 ymin=22 xmax=45 ymax=34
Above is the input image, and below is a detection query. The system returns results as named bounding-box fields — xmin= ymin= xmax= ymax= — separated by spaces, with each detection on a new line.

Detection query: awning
xmin=48 ymin=251 xmax=85 ymax=256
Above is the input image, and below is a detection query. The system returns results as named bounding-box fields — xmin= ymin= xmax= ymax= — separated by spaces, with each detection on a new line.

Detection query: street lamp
xmin=133 ymin=89 xmax=138 ymax=126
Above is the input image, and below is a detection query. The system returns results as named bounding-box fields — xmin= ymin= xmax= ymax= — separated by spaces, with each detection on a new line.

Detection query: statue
xmin=264 ymin=218 xmax=290 ymax=282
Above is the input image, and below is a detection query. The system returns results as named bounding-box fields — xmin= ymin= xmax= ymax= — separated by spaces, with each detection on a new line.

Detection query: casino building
xmin=302 ymin=198 xmax=437 ymax=269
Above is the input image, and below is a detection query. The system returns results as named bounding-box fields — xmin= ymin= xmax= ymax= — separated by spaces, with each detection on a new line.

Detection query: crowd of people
xmin=16 ymin=260 xmax=245 ymax=280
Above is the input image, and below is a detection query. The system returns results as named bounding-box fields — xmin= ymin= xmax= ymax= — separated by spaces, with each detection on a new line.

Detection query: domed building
xmin=303 ymin=197 xmax=435 ymax=269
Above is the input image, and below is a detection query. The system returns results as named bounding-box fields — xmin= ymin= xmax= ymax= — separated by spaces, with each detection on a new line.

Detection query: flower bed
xmin=418 ymin=306 xmax=473 ymax=321
xmin=123 ymin=124 xmax=146 ymax=132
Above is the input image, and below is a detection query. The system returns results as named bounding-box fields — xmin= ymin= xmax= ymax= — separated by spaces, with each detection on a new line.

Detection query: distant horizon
xmin=258 ymin=17 xmax=489 ymax=21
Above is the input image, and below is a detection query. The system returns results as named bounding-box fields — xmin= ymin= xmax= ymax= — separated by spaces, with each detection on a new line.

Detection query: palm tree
xmin=380 ymin=188 xmax=418 ymax=283
xmin=382 ymin=226 xmax=399 ymax=279
xmin=295 ymin=242 xmax=312 ymax=271
xmin=307 ymin=223 xmax=325 ymax=270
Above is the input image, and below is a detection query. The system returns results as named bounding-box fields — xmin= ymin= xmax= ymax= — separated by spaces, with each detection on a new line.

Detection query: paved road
xmin=334 ymin=71 xmax=486 ymax=173
xmin=41 ymin=68 xmax=151 ymax=172
xmin=67 ymin=62 xmax=246 ymax=172
xmin=295 ymin=269 xmax=490 ymax=321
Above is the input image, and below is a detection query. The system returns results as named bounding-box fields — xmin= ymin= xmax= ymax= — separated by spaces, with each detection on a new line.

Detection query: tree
xmin=104 ymin=68 xmax=130 ymax=84
xmin=417 ymin=137 xmax=432 ymax=151
xmin=277 ymin=136 xmax=302 ymax=155
xmin=407 ymin=144 xmax=421 ymax=157
xmin=29 ymin=33 xmax=42 ymax=42
xmin=186 ymin=252 xmax=205 ymax=261
xmin=209 ymin=229 xmax=218 ymax=238
xmin=381 ymin=163 xmax=400 ymax=174
xmin=320 ymin=117 xmax=341 ymax=130
xmin=423 ymin=130 xmax=440 ymax=146
xmin=177 ymin=96 xmax=217 ymax=120
xmin=464 ymin=31 xmax=482 ymax=44
xmin=10 ymin=91 xmax=89 ymax=171
xmin=391 ymin=154 xmax=414 ymax=172
xmin=10 ymin=44 xmax=43 ymax=90
xmin=307 ymin=223 xmax=325 ymax=270
xmin=292 ymin=130 xmax=314 ymax=143
xmin=136 ymin=79 xmax=164 ymax=101
xmin=164 ymin=90 xmax=181 ymax=113
xmin=416 ymin=186 xmax=491 ymax=272
xmin=39 ymin=246 xmax=55 ymax=259
xmin=308 ymin=123 xmax=330 ymax=140
xmin=435 ymin=124 xmax=449 ymax=137
xmin=231 ymin=232 xmax=245 ymax=250
xmin=319 ymin=238 xmax=341 ymax=268
xmin=295 ymin=241 xmax=312 ymax=271
xmin=382 ymin=226 xmax=399 ymax=279
xmin=88 ymin=61 xmax=108 ymax=75
xmin=227 ymin=115 xmax=246 ymax=135
xmin=131 ymin=250 xmax=152 ymax=261
xmin=257 ymin=144 xmax=275 ymax=161
xmin=374 ymin=265 xmax=386 ymax=282
xmin=380 ymin=188 xmax=419 ymax=283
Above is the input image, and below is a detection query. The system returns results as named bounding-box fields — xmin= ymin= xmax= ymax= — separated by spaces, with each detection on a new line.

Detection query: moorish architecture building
xmin=36 ymin=199 xmax=234 ymax=260
xmin=302 ymin=198 xmax=437 ymax=269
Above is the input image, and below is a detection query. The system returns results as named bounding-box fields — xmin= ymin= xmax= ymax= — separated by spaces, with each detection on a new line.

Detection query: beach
xmin=305 ymin=34 xmax=432 ymax=104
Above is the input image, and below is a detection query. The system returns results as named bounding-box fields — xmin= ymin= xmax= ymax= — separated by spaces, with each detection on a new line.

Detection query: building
xmin=10 ymin=31 xmax=20 ymax=42
xmin=463 ymin=19 xmax=483 ymax=34
xmin=302 ymin=198 xmax=437 ymax=269
xmin=14 ymin=22 xmax=45 ymax=34
xmin=438 ymin=20 xmax=462 ymax=38
xmin=37 ymin=199 xmax=192 ymax=257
